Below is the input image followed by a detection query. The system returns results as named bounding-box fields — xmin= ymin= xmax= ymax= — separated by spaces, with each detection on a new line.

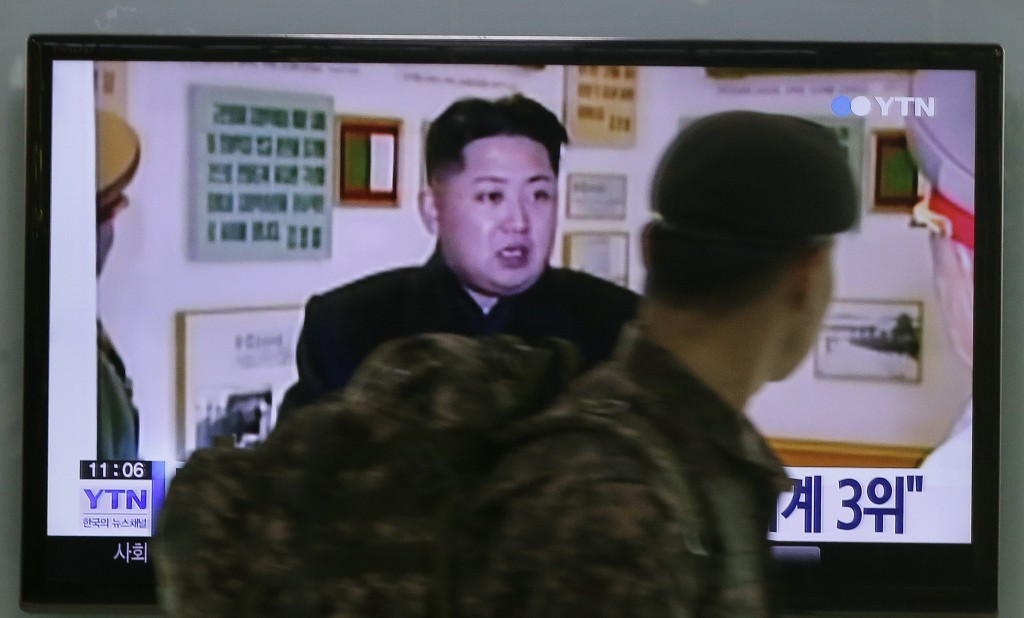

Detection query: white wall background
xmin=2 ymin=1 xmax=1020 ymax=616
xmin=101 ymin=62 xmax=967 ymax=461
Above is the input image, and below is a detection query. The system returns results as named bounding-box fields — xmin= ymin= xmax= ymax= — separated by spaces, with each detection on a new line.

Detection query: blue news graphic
xmin=831 ymin=95 xmax=936 ymax=118
xmin=831 ymin=96 xmax=853 ymax=117
xmin=83 ymin=488 xmax=149 ymax=511
xmin=78 ymin=461 xmax=166 ymax=537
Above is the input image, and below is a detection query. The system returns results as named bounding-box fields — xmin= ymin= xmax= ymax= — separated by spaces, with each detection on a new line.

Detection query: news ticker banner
xmin=77 ymin=461 xmax=166 ymax=537
xmin=69 ymin=461 xmax=969 ymax=543
xmin=769 ymin=467 xmax=971 ymax=543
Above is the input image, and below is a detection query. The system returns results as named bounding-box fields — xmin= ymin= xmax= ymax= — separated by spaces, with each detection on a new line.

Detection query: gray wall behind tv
xmin=1 ymin=1 xmax=1019 ymax=616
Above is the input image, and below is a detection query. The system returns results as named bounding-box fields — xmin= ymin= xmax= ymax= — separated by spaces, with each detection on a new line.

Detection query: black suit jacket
xmin=278 ymin=252 xmax=639 ymax=417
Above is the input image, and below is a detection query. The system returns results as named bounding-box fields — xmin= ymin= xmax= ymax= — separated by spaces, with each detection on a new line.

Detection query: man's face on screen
xmin=422 ymin=135 xmax=558 ymax=300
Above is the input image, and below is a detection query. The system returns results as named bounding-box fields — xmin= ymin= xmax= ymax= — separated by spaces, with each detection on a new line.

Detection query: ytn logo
xmin=831 ymin=96 xmax=936 ymax=118
xmin=83 ymin=488 xmax=148 ymax=510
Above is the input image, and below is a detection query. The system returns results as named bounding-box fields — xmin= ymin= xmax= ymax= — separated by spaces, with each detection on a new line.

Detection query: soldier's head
xmin=419 ymin=95 xmax=567 ymax=304
xmin=96 ymin=110 xmax=141 ymax=276
xmin=643 ymin=111 xmax=858 ymax=379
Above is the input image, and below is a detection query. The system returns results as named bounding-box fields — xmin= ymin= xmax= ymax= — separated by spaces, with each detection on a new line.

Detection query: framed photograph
xmin=334 ymin=115 xmax=401 ymax=207
xmin=175 ymin=305 xmax=303 ymax=458
xmin=567 ymin=173 xmax=627 ymax=220
xmin=872 ymin=130 xmax=921 ymax=210
xmin=189 ymin=85 xmax=333 ymax=261
xmin=814 ymin=299 xmax=923 ymax=383
xmin=562 ymin=232 xmax=629 ymax=286
xmin=565 ymin=65 xmax=637 ymax=148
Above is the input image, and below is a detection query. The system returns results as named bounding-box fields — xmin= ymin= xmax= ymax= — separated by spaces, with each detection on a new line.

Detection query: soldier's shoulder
xmin=481 ymin=376 xmax=657 ymax=500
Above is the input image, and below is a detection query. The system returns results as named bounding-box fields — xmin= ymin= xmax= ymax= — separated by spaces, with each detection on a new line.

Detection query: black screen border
xmin=21 ymin=34 xmax=1003 ymax=613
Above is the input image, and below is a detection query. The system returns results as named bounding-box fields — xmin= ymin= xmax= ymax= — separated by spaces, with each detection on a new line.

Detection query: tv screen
xmin=21 ymin=36 xmax=1002 ymax=614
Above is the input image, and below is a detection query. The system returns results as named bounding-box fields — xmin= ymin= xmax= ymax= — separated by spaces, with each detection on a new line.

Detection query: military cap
xmin=96 ymin=110 xmax=141 ymax=224
xmin=651 ymin=110 xmax=858 ymax=245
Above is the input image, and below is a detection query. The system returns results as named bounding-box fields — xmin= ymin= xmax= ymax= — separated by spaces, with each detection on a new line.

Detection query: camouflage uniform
xmin=458 ymin=324 xmax=791 ymax=617
xmin=154 ymin=328 xmax=788 ymax=617
xmin=155 ymin=333 xmax=584 ymax=617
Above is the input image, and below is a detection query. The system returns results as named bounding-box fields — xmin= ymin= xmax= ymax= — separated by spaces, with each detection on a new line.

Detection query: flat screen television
xmin=21 ymin=35 xmax=1002 ymax=614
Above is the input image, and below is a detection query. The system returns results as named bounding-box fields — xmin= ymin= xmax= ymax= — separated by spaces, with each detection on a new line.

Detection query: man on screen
xmin=279 ymin=94 xmax=638 ymax=416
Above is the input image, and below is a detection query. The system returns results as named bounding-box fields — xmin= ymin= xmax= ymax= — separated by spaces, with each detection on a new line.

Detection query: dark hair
xmin=645 ymin=111 xmax=857 ymax=310
xmin=425 ymin=94 xmax=567 ymax=183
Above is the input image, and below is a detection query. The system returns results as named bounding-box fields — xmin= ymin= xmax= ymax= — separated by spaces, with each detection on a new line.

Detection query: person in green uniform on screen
xmin=96 ymin=110 xmax=141 ymax=460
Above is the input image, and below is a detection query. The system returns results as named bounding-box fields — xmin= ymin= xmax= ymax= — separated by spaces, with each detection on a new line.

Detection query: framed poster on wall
xmin=562 ymin=232 xmax=629 ymax=286
xmin=175 ymin=305 xmax=303 ymax=458
xmin=566 ymin=173 xmax=627 ymax=219
xmin=814 ymin=299 xmax=923 ymax=383
xmin=189 ymin=85 xmax=333 ymax=261
xmin=334 ymin=116 xmax=401 ymax=207
xmin=565 ymin=65 xmax=637 ymax=148
xmin=872 ymin=130 xmax=921 ymax=210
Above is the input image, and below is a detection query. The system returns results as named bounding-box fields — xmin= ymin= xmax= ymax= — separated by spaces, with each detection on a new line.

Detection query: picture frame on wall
xmin=872 ymin=130 xmax=921 ymax=211
xmin=564 ymin=65 xmax=638 ymax=148
xmin=175 ymin=305 xmax=303 ymax=459
xmin=189 ymin=85 xmax=334 ymax=261
xmin=814 ymin=299 xmax=923 ymax=383
xmin=562 ymin=232 xmax=629 ymax=287
xmin=334 ymin=115 xmax=401 ymax=207
xmin=566 ymin=173 xmax=627 ymax=220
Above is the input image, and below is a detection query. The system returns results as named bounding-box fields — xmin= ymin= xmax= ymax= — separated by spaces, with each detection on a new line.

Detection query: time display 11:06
xmin=79 ymin=460 xmax=153 ymax=480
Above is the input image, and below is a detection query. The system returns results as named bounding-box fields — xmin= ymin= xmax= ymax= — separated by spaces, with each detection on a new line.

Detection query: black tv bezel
xmin=21 ymin=35 xmax=1003 ymax=614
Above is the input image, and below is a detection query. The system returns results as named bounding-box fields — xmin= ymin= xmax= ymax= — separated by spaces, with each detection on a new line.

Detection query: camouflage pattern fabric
xmin=154 ymin=326 xmax=786 ymax=617
xmin=457 ymin=324 xmax=792 ymax=617
xmin=154 ymin=334 xmax=584 ymax=617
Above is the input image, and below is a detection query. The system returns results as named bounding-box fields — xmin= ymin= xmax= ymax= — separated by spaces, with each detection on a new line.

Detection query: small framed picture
xmin=175 ymin=305 xmax=303 ymax=458
xmin=872 ymin=131 xmax=921 ymax=211
xmin=814 ymin=299 xmax=923 ymax=383
xmin=334 ymin=116 xmax=401 ymax=207
xmin=565 ymin=65 xmax=638 ymax=148
xmin=566 ymin=173 xmax=627 ymax=220
xmin=562 ymin=232 xmax=629 ymax=287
